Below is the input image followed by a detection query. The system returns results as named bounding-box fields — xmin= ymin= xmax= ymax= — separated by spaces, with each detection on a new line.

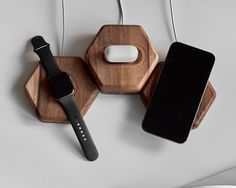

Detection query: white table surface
xmin=0 ymin=0 xmax=236 ymax=187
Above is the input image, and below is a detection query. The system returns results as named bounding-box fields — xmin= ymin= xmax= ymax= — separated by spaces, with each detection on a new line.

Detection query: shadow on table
xmin=184 ymin=167 xmax=236 ymax=187
xmin=11 ymin=40 xmax=38 ymax=122
xmin=65 ymin=33 xmax=95 ymax=57
xmin=119 ymin=95 xmax=165 ymax=152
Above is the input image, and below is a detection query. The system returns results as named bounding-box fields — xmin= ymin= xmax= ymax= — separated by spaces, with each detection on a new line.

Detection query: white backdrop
xmin=0 ymin=0 xmax=236 ymax=187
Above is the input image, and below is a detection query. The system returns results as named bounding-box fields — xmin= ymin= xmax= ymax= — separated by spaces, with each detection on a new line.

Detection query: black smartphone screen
xmin=142 ymin=42 xmax=215 ymax=143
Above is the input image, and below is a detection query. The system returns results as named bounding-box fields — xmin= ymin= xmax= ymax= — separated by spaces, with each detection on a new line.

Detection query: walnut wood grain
xmin=140 ymin=62 xmax=216 ymax=129
xmin=24 ymin=57 xmax=99 ymax=123
xmin=85 ymin=25 xmax=159 ymax=93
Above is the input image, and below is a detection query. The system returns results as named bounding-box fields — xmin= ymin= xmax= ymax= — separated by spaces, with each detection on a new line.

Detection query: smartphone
xmin=142 ymin=42 xmax=215 ymax=143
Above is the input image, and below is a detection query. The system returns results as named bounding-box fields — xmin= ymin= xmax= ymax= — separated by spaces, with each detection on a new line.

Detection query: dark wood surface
xmin=85 ymin=25 xmax=159 ymax=93
xmin=24 ymin=57 xmax=99 ymax=123
xmin=140 ymin=62 xmax=216 ymax=129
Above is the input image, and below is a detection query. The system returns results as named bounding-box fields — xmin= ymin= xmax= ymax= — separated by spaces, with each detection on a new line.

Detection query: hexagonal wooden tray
xmin=140 ymin=62 xmax=216 ymax=129
xmin=24 ymin=57 xmax=99 ymax=123
xmin=85 ymin=25 xmax=159 ymax=94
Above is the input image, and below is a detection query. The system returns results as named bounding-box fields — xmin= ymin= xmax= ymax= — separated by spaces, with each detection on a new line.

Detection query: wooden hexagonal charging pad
xmin=84 ymin=25 xmax=159 ymax=94
xmin=140 ymin=62 xmax=216 ymax=129
xmin=24 ymin=57 xmax=99 ymax=123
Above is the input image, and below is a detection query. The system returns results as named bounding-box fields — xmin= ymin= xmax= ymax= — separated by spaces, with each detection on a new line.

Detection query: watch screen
xmin=48 ymin=72 xmax=74 ymax=99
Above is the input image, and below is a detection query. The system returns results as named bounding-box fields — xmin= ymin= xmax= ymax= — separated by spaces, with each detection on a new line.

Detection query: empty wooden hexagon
xmin=140 ymin=62 xmax=216 ymax=129
xmin=84 ymin=25 xmax=159 ymax=94
xmin=24 ymin=57 xmax=99 ymax=123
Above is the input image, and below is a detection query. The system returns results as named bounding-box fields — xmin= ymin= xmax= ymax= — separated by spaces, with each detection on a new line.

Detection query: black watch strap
xmin=31 ymin=36 xmax=61 ymax=78
xmin=59 ymin=95 xmax=99 ymax=161
xmin=31 ymin=36 xmax=98 ymax=161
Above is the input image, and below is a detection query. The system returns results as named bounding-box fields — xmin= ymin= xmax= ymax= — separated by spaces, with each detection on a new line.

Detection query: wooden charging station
xmin=24 ymin=57 xmax=99 ymax=123
xmin=24 ymin=27 xmax=216 ymax=129
xmin=85 ymin=25 xmax=159 ymax=94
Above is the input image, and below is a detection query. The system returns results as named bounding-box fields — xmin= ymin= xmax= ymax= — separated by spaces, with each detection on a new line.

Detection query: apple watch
xmin=31 ymin=36 xmax=98 ymax=161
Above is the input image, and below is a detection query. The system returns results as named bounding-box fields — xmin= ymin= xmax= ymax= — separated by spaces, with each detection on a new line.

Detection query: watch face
xmin=48 ymin=72 xmax=74 ymax=99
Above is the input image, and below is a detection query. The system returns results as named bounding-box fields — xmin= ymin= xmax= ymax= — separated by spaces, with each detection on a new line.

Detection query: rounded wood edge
xmin=24 ymin=65 xmax=41 ymax=110
xmin=80 ymin=89 xmax=99 ymax=116
xmin=192 ymin=82 xmax=216 ymax=129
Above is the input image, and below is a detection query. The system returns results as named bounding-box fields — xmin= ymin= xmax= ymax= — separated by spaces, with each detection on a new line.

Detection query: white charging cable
xmin=117 ymin=0 xmax=177 ymax=42
xmin=169 ymin=0 xmax=178 ymax=42
xmin=60 ymin=0 xmax=178 ymax=55
xmin=61 ymin=0 xmax=65 ymax=56
xmin=117 ymin=0 xmax=124 ymax=25
xmin=60 ymin=0 xmax=125 ymax=56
